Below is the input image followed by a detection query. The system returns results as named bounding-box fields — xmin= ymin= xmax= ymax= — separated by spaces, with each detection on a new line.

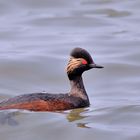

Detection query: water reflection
xmin=66 ymin=108 xmax=88 ymax=122
xmin=66 ymin=108 xmax=90 ymax=128
xmin=0 ymin=108 xmax=90 ymax=129
xmin=94 ymin=9 xmax=131 ymax=18
xmin=0 ymin=110 xmax=19 ymax=126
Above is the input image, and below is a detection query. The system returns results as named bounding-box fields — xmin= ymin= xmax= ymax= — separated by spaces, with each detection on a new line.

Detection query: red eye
xmin=82 ymin=59 xmax=88 ymax=65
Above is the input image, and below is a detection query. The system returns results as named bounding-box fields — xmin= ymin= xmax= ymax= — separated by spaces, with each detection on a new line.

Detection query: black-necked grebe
xmin=0 ymin=48 xmax=103 ymax=111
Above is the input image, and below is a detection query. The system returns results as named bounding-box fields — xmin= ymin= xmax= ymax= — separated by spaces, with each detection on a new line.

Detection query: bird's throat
xmin=69 ymin=76 xmax=89 ymax=102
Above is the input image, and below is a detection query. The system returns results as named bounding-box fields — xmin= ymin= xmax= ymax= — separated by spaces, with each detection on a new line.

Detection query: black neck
xmin=69 ymin=75 xmax=89 ymax=102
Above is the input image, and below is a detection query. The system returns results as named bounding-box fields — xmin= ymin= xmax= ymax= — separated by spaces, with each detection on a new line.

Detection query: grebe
xmin=0 ymin=48 xmax=103 ymax=111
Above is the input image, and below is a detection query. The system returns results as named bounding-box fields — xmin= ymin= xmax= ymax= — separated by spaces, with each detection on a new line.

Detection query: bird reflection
xmin=0 ymin=107 xmax=91 ymax=128
xmin=0 ymin=110 xmax=19 ymax=126
xmin=65 ymin=108 xmax=91 ymax=128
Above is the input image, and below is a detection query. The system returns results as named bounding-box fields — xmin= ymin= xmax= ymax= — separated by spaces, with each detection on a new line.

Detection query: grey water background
xmin=0 ymin=0 xmax=140 ymax=140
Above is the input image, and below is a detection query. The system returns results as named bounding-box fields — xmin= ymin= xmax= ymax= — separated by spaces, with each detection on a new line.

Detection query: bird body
xmin=0 ymin=93 xmax=89 ymax=111
xmin=0 ymin=48 xmax=103 ymax=111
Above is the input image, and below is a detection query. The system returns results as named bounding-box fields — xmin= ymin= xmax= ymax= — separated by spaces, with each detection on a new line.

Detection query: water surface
xmin=0 ymin=0 xmax=140 ymax=140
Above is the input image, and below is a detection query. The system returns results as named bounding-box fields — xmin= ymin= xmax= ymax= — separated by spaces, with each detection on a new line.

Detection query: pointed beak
xmin=89 ymin=63 xmax=104 ymax=69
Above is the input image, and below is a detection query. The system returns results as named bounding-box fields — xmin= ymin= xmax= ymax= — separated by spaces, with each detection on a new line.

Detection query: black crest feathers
xmin=70 ymin=48 xmax=94 ymax=64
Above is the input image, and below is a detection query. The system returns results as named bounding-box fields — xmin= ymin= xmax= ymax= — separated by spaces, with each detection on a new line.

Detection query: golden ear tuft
xmin=66 ymin=58 xmax=82 ymax=74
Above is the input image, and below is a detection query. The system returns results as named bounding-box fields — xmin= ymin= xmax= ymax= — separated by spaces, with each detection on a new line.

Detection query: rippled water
xmin=0 ymin=0 xmax=140 ymax=140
